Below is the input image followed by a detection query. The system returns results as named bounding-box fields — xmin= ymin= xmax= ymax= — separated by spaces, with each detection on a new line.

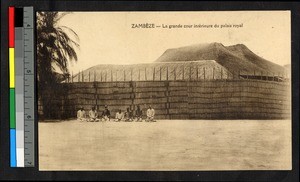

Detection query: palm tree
xmin=37 ymin=12 xmax=79 ymax=119
xmin=37 ymin=12 xmax=79 ymax=89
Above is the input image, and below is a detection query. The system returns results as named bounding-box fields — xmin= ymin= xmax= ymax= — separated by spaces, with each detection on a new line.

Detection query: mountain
xmin=156 ymin=42 xmax=286 ymax=75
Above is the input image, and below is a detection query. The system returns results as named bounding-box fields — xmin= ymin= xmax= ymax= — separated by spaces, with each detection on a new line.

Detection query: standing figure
xmin=89 ymin=106 xmax=99 ymax=122
xmin=101 ymin=105 xmax=111 ymax=121
xmin=146 ymin=105 xmax=155 ymax=122
xmin=135 ymin=105 xmax=143 ymax=122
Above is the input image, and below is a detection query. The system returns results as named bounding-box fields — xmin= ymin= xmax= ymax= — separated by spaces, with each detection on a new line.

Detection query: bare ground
xmin=39 ymin=120 xmax=291 ymax=171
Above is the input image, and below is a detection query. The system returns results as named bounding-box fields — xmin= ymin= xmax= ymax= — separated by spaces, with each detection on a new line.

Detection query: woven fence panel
xmin=38 ymin=79 xmax=290 ymax=120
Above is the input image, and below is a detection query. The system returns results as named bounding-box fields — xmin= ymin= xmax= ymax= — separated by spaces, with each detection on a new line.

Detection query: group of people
xmin=77 ymin=105 xmax=110 ymax=122
xmin=77 ymin=105 xmax=156 ymax=122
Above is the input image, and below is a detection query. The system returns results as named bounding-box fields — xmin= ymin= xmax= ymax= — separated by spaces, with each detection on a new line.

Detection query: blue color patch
xmin=10 ymin=129 xmax=16 ymax=167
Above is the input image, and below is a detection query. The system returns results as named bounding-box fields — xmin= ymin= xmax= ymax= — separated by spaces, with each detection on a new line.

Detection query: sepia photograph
xmin=37 ymin=11 xmax=291 ymax=171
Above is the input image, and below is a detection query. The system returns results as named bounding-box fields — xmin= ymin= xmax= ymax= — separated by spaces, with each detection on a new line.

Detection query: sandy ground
xmin=39 ymin=120 xmax=291 ymax=171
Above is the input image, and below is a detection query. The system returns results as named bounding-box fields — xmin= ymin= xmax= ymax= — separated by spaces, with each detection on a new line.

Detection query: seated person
xmin=135 ymin=105 xmax=143 ymax=122
xmin=146 ymin=105 xmax=155 ymax=122
xmin=101 ymin=105 xmax=111 ymax=121
xmin=115 ymin=109 xmax=124 ymax=122
xmin=89 ymin=106 xmax=99 ymax=122
xmin=124 ymin=107 xmax=133 ymax=122
xmin=81 ymin=108 xmax=86 ymax=120
xmin=77 ymin=107 xmax=86 ymax=121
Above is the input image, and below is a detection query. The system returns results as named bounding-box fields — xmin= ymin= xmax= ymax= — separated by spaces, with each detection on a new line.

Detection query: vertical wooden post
xmin=153 ymin=67 xmax=155 ymax=81
xmin=145 ymin=67 xmax=147 ymax=81
xmin=82 ymin=70 xmax=84 ymax=82
xmin=189 ymin=66 xmax=192 ymax=81
xmin=82 ymin=71 xmax=84 ymax=82
xmin=213 ymin=68 xmax=215 ymax=80
xmin=160 ymin=67 xmax=162 ymax=81
xmin=79 ymin=71 xmax=81 ymax=82
xmin=89 ymin=71 xmax=90 ymax=82
xmin=131 ymin=68 xmax=133 ymax=81
xmin=116 ymin=69 xmax=118 ymax=82
xmin=174 ymin=67 xmax=176 ymax=80
xmin=196 ymin=66 xmax=198 ymax=80
xmin=124 ymin=69 xmax=126 ymax=81
xmin=105 ymin=70 xmax=107 ymax=82
xmin=78 ymin=71 xmax=80 ymax=82
xmin=166 ymin=67 xmax=169 ymax=81
xmin=94 ymin=71 xmax=96 ymax=82
xmin=203 ymin=67 xmax=206 ymax=80
xmin=183 ymin=66 xmax=185 ymax=80
xmin=221 ymin=68 xmax=223 ymax=79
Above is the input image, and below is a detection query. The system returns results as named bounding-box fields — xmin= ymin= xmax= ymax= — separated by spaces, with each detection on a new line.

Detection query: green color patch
xmin=10 ymin=89 xmax=16 ymax=129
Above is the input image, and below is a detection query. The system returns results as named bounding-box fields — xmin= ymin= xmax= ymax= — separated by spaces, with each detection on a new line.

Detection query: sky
xmin=54 ymin=11 xmax=291 ymax=73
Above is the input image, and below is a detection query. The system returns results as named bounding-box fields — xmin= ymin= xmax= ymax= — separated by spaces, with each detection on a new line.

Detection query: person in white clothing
xmin=115 ymin=109 xmax=124 ymax=122
xmin=77 ymin=108 xmax=82 ymax=120
xmin=77 ymin=107 xmax=86 ymax=121
xmin=89 ymin=106 xmax=99 ymax=122
xmin=146 ymin=105 xmax=155 ymax=122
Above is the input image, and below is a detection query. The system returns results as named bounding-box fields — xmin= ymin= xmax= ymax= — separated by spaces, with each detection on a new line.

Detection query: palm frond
xmin=37 ymin=12 xmax=80 ymax=87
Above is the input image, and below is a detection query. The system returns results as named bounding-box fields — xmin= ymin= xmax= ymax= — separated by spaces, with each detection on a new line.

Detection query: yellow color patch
xmin=9 ymin=48 xmax=15 ymax=88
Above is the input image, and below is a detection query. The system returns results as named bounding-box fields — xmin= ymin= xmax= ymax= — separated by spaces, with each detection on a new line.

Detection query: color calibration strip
xmin=9 ymin=6 xmax=16 ymax=167
xmin=9 ymin=6 xmax=35 ymax=167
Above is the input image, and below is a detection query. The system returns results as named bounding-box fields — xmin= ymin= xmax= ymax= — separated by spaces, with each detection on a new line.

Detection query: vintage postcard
xmin=37 ymin=11 xmax=291 ymax=171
